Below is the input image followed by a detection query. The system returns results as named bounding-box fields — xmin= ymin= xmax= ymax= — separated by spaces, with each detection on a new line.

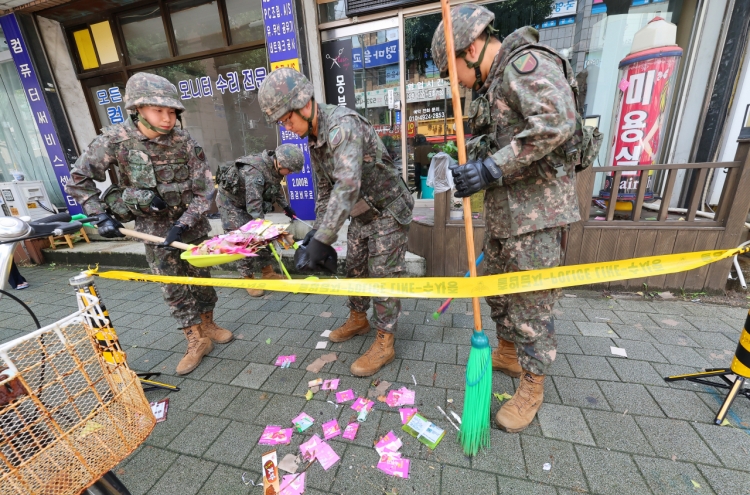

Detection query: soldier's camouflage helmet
xmin=258 ymin=68 xmax=314 ymax=122
xmin=125 ymin=72 xmax=185 ymax=112
xmin=274 ymin=144 xmax=304 ymax=173
xmin=431 ymin=4 xmax=495 ymax=77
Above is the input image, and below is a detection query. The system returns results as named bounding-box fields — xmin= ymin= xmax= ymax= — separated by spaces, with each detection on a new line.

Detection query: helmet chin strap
xmin=463 ymin=35 xmax=491 ymax=91
xmin=294 ymin=98 xmax=316 ymax=138
xmin=137 ymin=113 xmax=172 ymax=134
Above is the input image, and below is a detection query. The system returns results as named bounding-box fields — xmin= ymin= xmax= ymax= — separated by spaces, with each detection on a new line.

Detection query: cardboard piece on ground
xmin=278 ymin=453 xmax=301 ymax=474
xmin=320 ymin=352 xmax=338 ymax=363
xmin=306 ymin=358 xmax=326 ymax=373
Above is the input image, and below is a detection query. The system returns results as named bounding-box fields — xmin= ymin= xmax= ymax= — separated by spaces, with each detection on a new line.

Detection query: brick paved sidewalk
xmin=1 ymin=265 xmax=749 ymax=495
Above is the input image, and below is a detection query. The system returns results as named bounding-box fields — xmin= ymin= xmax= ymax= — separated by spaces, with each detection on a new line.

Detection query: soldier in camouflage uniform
xmin=216 ymin=144 xmax=304 ymax=297
xmin=65 ymin=72 xmax=233 ymax=376
xmin=432 ymin=4 xmax=580 ymax=432
xmin=258 ymin=68 xmax=414 ymax=377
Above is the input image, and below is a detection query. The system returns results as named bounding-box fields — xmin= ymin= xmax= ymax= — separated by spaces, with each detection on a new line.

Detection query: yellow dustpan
xmin=119 ymin=228 xmax=245 ymax=267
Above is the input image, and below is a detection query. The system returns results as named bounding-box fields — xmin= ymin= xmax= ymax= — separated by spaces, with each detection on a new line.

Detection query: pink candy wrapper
xmin=386 ymin=387 xmax=415 ymax=407
xmin=299 ymin=435 xmax=340 ymax=470
xmin=322 ymin=419 xmax=341 ymax=440
xmin=377 ymin=451 xmax=410 ymax=478
xmin=258 ymin=426 xmax=292 ymax=445
xmin=351 ymin=397 xmax=374 ymax=412
xmin=399 ymin=408 xmax=418 ymax=424
xmin=342 ymin=423 xmax=359 ymax=440
xmin=374 ymin=431 xmax=402 ymax=456
xmin=321 ymin=378 xmax=339 ymax=390
xmin=279 ymin=472 xmax=305 ymax=495
xmin=335 ymin=389 xmax=355 ymax=403
xmin=275 ymin=355 xmax=296 ymax=367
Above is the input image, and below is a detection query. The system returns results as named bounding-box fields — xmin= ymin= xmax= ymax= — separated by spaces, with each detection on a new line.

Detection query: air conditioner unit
xmin=0 ymin=181 xmax=56 ymax=221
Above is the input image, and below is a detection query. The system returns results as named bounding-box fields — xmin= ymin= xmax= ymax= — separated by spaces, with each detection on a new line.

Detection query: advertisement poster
xmin=322 ymin=39 xmax=356 ymax=110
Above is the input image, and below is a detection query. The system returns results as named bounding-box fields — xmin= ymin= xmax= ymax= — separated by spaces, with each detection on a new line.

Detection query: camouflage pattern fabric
xmin=274 ymin=143 xmax=305 ymax=173
xmin=309 ymin=103 xmax=413 ymax=245
xmin=431 ymin=4 xmax=495 ymax=75
xmin=346 ymin=213 xmax=410 ymax=334
xmin=66 ymin=115 xmax=217 ymax=328
xmin=124 ymin=72 xmax=185 ymax=112
xmin=485 ymin=228 xmax=562 ymax=375
xmin=258 ymin=68 xmax=315 ymax=122
xmin=144 ymin=242 xmax=218 ymax=328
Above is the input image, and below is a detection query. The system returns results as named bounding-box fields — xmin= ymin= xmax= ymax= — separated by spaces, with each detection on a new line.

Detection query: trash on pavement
xmin=315 ymin=341 xmax=328 ymax=349
xmin=308 ymin=378 xmax=323 ymax=387
xmin=320 ymin=352 xmax=338 ymax=363
xmin=292 ymin=412 xmax=314 ymax=432
xmin=436 ymin=406 xmax=459 ymax=431
xmin=262 ymin=449 xmax=281 ymax=493
xmin=279 ymin=472 xmax=306 ymax=495
xmin=259 ymin=426 xmax=293 ymax=445
xmin=493 ymin=392 xmax=512 ymax=404
xmin=321 ymin=330 xmax=331 ymax=337
xmin=543 ymin=462 xmax=551 ymax=471
xmin=402 ymin=413 xmax=445 ymax=449
xmin=305 ymin=390 xmax=314 ymax=400
xmin=351 ymin=397 xmax=374 ymax=413
xmin=399 ymin=408 xmax=418 ymax=424
xmin=610 ymin=346 xmax=628 ymax=358
xmin=377 ymin=451 xmax=410 ymax=478
xmin=322 ymin=419 xmax=341 ymax=440
xmin=335 ymin=389 xmax=355 ymax=403
xmin=322 ymin=378 xmax=339 ymax=390
xmin=275 ymin=355 xmax=296 ymax=367
xmin=375 ymin=431 xmax=403 ymax=456
xmin=300 ymin=435 xmax=340 ymax=470
xmin=386 ymin=387 xmax=415 ymax=407
xmin=342 ymin=423 xmax=359 ymax=440
xmin=278 ymin=453 xmax=301 ymax=474
xmin=357 ymin=408 xmax=370 ymax=422
xmin=306 ymin=358 xmax=327 ymax=373
xmin=150 ymin=398 xmax=169 ymax=423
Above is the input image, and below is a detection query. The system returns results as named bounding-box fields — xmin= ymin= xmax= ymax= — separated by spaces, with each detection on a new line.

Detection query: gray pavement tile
xmin=188 ymin=383 xmax=242 ymax=416
xmin=167 ymin=414 xmax=231 ymax=456
xmin=471 ymin=428 xmax=526 ymax=477
xmin=648 ymin=327 xmax=701 ymax=347
xmin=634 ymin=456 xmax=715 ymax=495
xmin=682 ymin=330 xmax=738 ymax=351
xmin=216 ymin=309 xmax=252 ymax=323
xmin=537 ymin=404 xmax=595 ymax=445
xmin=575 ymin=321 xmax=612 ymax=337
xmin=259 ymin=367 xmax=307 ymax=395
xmin=682 ymin=316 xmax=738 ymax=334
xmin=582 ymin=409 xmax=655 ymax=455
xmin=233 ymin=323 xmax=263 ymax=341
xmin=612 ymin=338 xmax=670 ymax=363
xmin=278 ymin=328 xmax=315 ymax=346
xmin=441 ymin=465 xmax=497 ymax=494
xmin=598 ymin=381 xmax=665 ymax=417
xmin=149 ymin=332 xmax=187 ymax=352
xmin=198 ymin=464 xmax=255 ymax=495
xmin=693 ymin=422 xmax=750 ymax=472
xmin=613 ymin=309 xmax=658 ymax=326
xmin=635 ymin=416 xmax=720 ymax=465
xmin=552 ymin=376 xmax=610 ymax=410
xmin=423 ymin=342 xmax=457 ymax=364
xmin=324 ymin=334 xmax=369 ymax=354
xmin=609 ymin=358 xmax=667 ymax=386
xmin=573 ymin=336 xmax=615 ymax=356
xmin=649 ymin=314 xmax=697 ymax=330
xmin=394 ymin=338 xmax=426 ymax=360
xmin=243 ymin=339 xmax=280 ymax=364
xmin=221 ymin=388 xmax=275 ymax=423
xmin=646 ymin=386 xmax=716 ymax=422
xmin=549 ymin=354 xmax=575 ymax=378
xmin=230 ymin=363 xmax=277 ymax=389
xmin=202 ymin=421 xmax=262 ymax=467
xmin=397 ymin=359 xmax=437 ymax=386
xmin=253 ymin=393 xmax=306 ymax=426
xmin=655 ymin=344 xmax=712 ymax=367
xmin=520 ymin=435 xmax=588 ymax=491
xmin=552 ymin=306 xmax=587 ymax=321
xmin=215 ymin=339 xmax=259 ymax=360
xmin=581 ymin=308 xmax=624 ymax=324
xmin=575 ymin=445 xmax=650 ymax=495
xmin=496 ymin=477 xmax=557 ymax=495
xmin=554 ymin=320 xmax=580 ymax=336
xmin=542 ymin=374 xmax=562 ymax=405
xmin=163 ymin=378 xmax=212 ymax=412
xmin=346 ymin=450 xmax=443 ymax=495
xmin=556 ymin=335 xmax=584 ymax=355
xmin=128 ymin=348 xmax=173 ymax=372
xmin=199 ymin=358 xmax=248 ymax=384
xmin=117 ymin=445 xmax=179 ymax=495
xmin=149 ymin=454 xmax=217 ymax=495
xmin=251 ymin=326 xmax=289 ymax=345
xmin=609 ymin=322 xmax=660 ymax=343
xmin=698 ymin=465 xmax=750 ymax=495
xmin=566 ymin=354 xmax=620 ymax=381
xmin=647 ymin=301 xmax=693 ymax=315
xmin=693 ymin=348 xmax=738 ymax=369
xmin=557 ymin=296 xmax=591 ymax=308
xmin=433 ymin=363 xmax=466 ymax=391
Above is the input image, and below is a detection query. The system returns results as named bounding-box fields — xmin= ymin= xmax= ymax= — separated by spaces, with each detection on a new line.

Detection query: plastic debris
xmin=326 ymin=400 xmax=339 ymax=409
xmin=357 ymin=408 xmax=370 ymax=422
xmin=493 ymin=392 xmax=512 ymax=403
xmin=436 ymin=406 xmax=459 ymax=431
xmin=377 ymin=451 xmax=410 ymax=478
xmin=241 ymin=472 xmax=260 ymax=486
xmin=449 ymin=410 xmax=462 ymax=425
xmin=292 ymin=412 xmax=314 ymax=432
xmin=402 ymin=413 xmax=445 ymax=450
xmin=342 ymin=423 xmax=359 ymax=440
xmin=300 ymin=435 xmax=340 ymax=470
xmin=351 ymin=397 xmax=375 ymax=413
xmin=190 ymin=219 xmax=291 ymax=256
xmin=150 ymin=398 xmax=169 ymax=423
xmin=386 ymin=387 xmax=415 ymax=407
xmin=412 ymin=374 xmax=417 ymax=386
xmin=399 ymin=408 xmax=418 ymax=424
xmin=691 ymin=480 xmax=700 ymax=489
xmin=265 ymin=338 xmax=272 ymax=345
xmin=543 ymin=462 xmax=551 ymax=471
xmin=308 ymin=378 xmax=323 ymax=387
xmin=322 ymin=419 xmax=341 ymax=440
xmin=375 ymin=432 xmax=403 ymax=456
xmin=275 ymin=355 xmax=296 ymax=367
xmin=319 ymin=312 xmax=332 ymax=318
xmin=335 ymin=389 xmax=355 ymax=403
xmin=610 ymin=346 xmax=628 ymax=358
xmin=259 ymin=426 xmax=292 ymax=446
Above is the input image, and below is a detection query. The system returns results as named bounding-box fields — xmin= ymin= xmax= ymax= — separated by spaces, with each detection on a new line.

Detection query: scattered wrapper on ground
xmin=402 ymin=413 xmax=445 ymax=450
xmin=189 ymin=219 xmax=294 ymax=256
xmin=322 ymin=419 xmax=341 ymax=440
xmin=342 ymin=423 xmax=359 ymax=440
xmin=262 ymin=449 xmax=280 ymax=494
xmin=259 ymin=425 xmax=293 ymax=445
xmin=292 ymin=412 xmax=314 ymax=433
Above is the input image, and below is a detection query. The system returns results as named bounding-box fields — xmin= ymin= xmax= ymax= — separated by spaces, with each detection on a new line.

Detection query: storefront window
xmin=119 ymin=6 xmax=171 ymax=64
xmin=143 ymin=48 xmax=277 ymax=175
xmin=225 ymin=0 xmax=264 ymax=45
xmin=169 ymin=0 xmax=224 ymax=55
xmin=89 ymin=21 xmax=119 ymax=65
xmin=318 ymin=0 xmax=346 ymax=24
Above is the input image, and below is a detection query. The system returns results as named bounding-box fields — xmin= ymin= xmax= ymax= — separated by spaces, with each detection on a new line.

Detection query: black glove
xmin=162 ymin=223 xmax=186 ymax=247
xmin=306 ymin=238 xmax=338 ymax=274
xmin=302 ymin=229 xmax=317 ymax=246
xmin=283 ymin=206 xmax=296 ymax=221
xmin=150 ymin=194 xmax=168 ymax=212
xmin=95 ymin=213 xmax=124 ymax=238
xmin=449 ymin=157 xmax=503 ymax=198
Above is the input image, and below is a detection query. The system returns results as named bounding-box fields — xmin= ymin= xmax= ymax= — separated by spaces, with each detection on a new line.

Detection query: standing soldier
xmin=257 ymin=69 xmax=414 ymax=377
xmin=216 ymin=144 xmax=304 ymax=297
xmin=432 ymin=5 xmax=581 ymax=432
xmin=66 ymin=72 xmax=233 ymax=376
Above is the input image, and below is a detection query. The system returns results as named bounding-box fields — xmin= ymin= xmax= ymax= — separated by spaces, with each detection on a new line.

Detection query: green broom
xmin=440 ymin=0 xmax=492 ymax=456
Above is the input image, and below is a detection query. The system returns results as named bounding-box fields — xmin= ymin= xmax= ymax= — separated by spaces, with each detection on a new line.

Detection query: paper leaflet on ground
xmin=386 ymin=387 xmax=415 ymax=407
xmin=335 ymin=389 xmax=355 ymax=403
xmin=374 ymin=431 xmax=403 ymax=456
xmin=377 ymin=451 xmax=410 ymax=478
xmin=322 ymin=419 xmax=341 ymax=440
xmin=275 ymin=355 xmax=296 ymax=367
xmin=291 ymin=412 xmax=314 ymax=433
xmin=299 ymin=434 xmax=340 ymax=470
xmin=342 ymin=423 xmax=359 ymax=440
xmin=189 ymin=219 xmax=293 ymax=256
xmin=399 ymin=408 xmax=418 ymax=424
xmin=279 ymin=472 xmax=306 ymax=495
xmin=322 ymin=378 xmax=339 ymax=390
xmin=150 ymin=398 xmax=169 ymax=423
xmin=259 ymin=425 xmax=293 ymax=445
xmin=402 ymin=413 xmax=445 ymax=450
xmin=351 ymin=397 xmax=374 ymax=413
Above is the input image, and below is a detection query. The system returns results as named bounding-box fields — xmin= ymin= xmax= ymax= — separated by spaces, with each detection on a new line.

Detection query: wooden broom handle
xmin=441 ymin=0 xmax=482 ymax=332
xmin=119 ymin=227 xmax=193 ymax=251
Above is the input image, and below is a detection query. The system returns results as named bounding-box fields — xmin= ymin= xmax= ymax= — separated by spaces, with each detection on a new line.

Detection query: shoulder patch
xmin=511 ymin=52 xmax=538 ymax=74
xmin=329 ymin=126 xmax=344 ymax=148
xmin=194 ymin=145 xmax=206 ymax=161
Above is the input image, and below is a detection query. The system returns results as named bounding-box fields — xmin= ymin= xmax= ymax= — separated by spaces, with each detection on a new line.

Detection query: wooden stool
xmin=48 ymin=227 xmax=90 ymax=250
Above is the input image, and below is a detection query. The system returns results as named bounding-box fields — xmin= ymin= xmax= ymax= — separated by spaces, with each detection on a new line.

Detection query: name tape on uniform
xmin=90 ymin=245 xmax=750 ymax=299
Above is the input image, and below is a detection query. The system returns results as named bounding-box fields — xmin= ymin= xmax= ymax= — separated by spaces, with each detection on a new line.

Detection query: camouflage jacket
xmin=216 ymin=151 xmax=289 ymax=219
xmin=473 ymin=26 xmax=580 ymax=238
xmin=308 ymin=104 xmax=413 ymax=245
xmin=65 ymin=117 xmax=214 ymax=242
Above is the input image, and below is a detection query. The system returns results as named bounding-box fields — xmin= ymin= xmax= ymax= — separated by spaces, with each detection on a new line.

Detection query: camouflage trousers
xmin=144 ymin=243 xmax=218 ymax=328
xmin=485 ymin=227 xmax=563 ymax=375
xmin=346 ymin=213 xmax=409 ymax=333
xmin=218 ymin=202 xmax=274 ymax=277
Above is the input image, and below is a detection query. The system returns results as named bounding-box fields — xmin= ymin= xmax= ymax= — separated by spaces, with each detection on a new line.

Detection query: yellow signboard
xmin=271 ymin=58 xmax=301 ymax=72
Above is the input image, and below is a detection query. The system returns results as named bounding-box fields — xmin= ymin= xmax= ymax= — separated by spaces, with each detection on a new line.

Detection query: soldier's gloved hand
xmin=302 ymin=229 xmax=317 ymax=246
xmin=95 ymin=213 xmax=125 ymax=238
xmin=162 ymin=223 xmax=186 ymax=248
xmin=449 ymin=157 xmax=503 ymax=198
xmin=284 ymin=206 xmax=297 ymax=221
xmin=150 ymin=195 xmax=168 ymax=212
xmin=306 ymin=238 xmax=338 ymax=274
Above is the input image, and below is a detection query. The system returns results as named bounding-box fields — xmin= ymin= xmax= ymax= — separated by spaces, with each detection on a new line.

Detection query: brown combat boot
xmin=261 ymin=265 xmax=284 ymax=280
xmin=492 ymin=339 xmax=522 ymax=378
xmin=244 ymin=275 xmax=264 ymax=297
xmin=495 ymin=371 xmax=545 ymax=433
xmin=176 ymin=324 xmax=213 ymax=375
xmin=350 ymin=330 xmax=395 ymax=377
xmin=329 ymin=310 xmax=370 ymax=342
xmin=200 ymin=311 xmax=234 ymax=344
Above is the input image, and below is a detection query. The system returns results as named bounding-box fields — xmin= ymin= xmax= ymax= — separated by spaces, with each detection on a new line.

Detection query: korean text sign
xmin=0 ymin=14 xmax=82 ymax=214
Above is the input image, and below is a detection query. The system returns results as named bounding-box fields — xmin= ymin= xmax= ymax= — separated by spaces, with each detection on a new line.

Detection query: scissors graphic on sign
xmin=326 ymin=48 xmax=344 ymax=69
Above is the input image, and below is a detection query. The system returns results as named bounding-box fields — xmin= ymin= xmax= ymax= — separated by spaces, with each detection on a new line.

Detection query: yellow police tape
xmin=90 ymin=245 xmax=750 ymax=299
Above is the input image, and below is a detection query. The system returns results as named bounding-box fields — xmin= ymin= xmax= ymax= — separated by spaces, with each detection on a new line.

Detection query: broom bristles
xmin=458 ymin=330 xmax=492 ymax=456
